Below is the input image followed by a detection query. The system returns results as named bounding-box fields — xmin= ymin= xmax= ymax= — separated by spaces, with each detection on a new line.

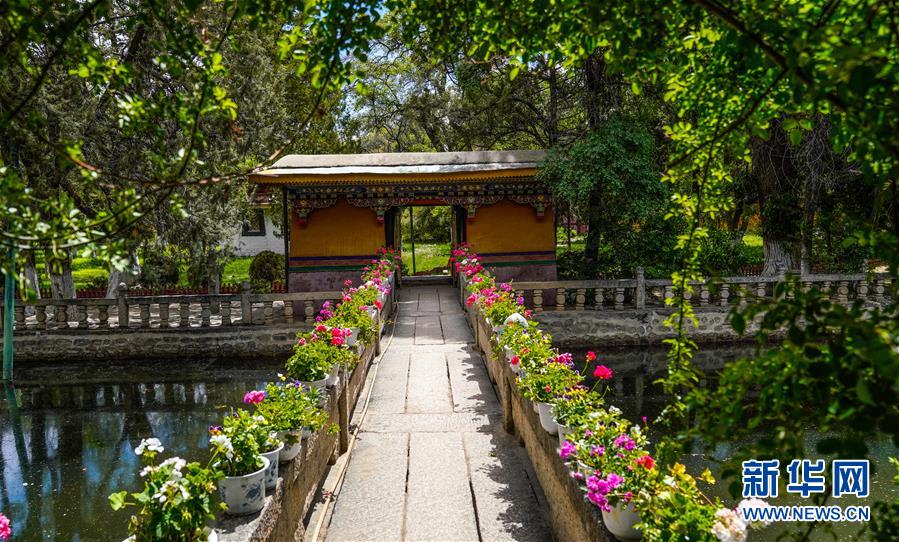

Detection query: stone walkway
xmin=324 ymin=285 xmax=550 ymax=542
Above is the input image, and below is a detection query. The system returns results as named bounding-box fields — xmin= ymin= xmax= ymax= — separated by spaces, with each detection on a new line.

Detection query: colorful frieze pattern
xmin=289 ymin=177 xmax=551 ymax=223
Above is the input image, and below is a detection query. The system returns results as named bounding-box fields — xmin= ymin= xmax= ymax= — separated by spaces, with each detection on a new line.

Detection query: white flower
xmin=608 ymin=406 xmax=622 ymax=415
xmin=139 ymin=465 xmax=157 ymax=477
xmin=737 ymin=498 xmax=773 ymax=528
xmin=210 ymin=434 xmax=234 ymax=460
xmin=712 ymin=508 xmax=748 ymax=542
xmin=135 ymin=437 xmax=164 ymax=456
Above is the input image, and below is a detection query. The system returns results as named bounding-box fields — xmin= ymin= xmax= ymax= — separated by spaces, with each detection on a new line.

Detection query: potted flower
xmin=208 ymin=411 xmax=270 ymax=516
xmin=109 ymin=438 xmax=222 ymax=541
xmin=251 ymin=376 xmax=330 ymax=462
xmin=286 ymin=329 xmax=357 ymax=389
xmin=551 ymin=386 xmax=606 ymax=446
xmin=564 ymin=411 xmax=653 ymax=540
xmin=240 ymin=394 xmax=285 ymax=489
xmin=519 ymin=361 xmax=583 ymax=434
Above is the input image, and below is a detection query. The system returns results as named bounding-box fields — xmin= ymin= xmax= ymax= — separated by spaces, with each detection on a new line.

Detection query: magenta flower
xmin=243 ymin=390 xmax=265 ymax=404
xmin=0 ymin=513 xmax=10 ymax=541
xmin=559 ymin=440 xmax=577 ymax=460
xmin=593 ymin=365 xmax=613 ymax=380
xmin=614 ymin=434 xmax=635 ymax=451
xmin=606 ymin=473 xmax=624 ymax=489
xmin=590 ymin=445 xmax=605 ymax=457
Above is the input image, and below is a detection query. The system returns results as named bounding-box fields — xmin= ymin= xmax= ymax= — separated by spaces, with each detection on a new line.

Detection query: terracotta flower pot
xmin=218 ymin=456 xmax=269 ymax=516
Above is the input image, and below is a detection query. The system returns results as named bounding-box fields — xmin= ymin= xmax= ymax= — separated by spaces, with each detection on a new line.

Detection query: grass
xmin=38 ymin=255 xmax=256 ymax=290
xmin=402 ymin=242 xmax=451 ymax=275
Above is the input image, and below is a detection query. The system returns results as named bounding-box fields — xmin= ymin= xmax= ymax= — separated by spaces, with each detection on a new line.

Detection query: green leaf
xmin=109 ymin=491 xmax=128 ymax=510
xmin=855 ymin=378 xmax=874 ymax=405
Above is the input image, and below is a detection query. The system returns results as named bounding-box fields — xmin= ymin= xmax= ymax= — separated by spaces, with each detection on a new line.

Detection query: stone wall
xmin=534 ymin=307 xmax=762 ymax=347
xmin=13 ymin=325 xmax=306 ymax=362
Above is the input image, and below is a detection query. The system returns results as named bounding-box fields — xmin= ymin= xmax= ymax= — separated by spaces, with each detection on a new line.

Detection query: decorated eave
xmin=249 ymin=150 xmax=550 ymax=224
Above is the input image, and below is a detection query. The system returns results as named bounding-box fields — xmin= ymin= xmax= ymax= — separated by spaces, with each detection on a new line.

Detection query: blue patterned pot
xmin=261 ymin=442 xmax=284 ymax=490
xmin=218 ymin=456 xmax=269 ymax=516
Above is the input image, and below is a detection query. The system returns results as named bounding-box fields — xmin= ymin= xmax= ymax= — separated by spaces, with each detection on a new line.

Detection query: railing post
xmin=116 ymin=283 xmax=129 ymax=329
xmin=240 ymin=281 xmax=252 ymax=325
xmin=635 ymin=267 xmax=645 ymax=309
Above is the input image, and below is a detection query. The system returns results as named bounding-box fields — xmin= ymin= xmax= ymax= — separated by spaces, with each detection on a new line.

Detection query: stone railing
xmin=9 ymin=283 xmax=343 ymax=331
xmin=511 ymin=269 xmax=893 ymax=312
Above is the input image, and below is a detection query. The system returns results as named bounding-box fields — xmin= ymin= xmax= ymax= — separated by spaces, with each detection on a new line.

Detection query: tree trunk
xmin=584 ymin=192 xmax=603 ymax=277
xmin=47 ymin=253 xmax=76 ymax=299
xmin=106 ymin=250 xmax=141 ymax=298
xmin=762 ymin=238 xmax=794 ymax=276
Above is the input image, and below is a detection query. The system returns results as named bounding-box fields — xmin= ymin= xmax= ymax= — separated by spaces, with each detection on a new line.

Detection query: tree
xmin=540 ymin=114 xmax=666 ymax=277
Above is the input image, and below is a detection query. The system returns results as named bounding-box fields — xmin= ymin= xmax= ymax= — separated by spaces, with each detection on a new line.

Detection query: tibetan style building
xmin=249 ymin=151 xmax=556 ymax=292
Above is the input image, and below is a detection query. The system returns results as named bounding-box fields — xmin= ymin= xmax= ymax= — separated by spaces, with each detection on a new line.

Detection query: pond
xmin=0 ymin=358 xmax=283 ymax=541
xmin=572 ymin=343 xmax=898 ymax=542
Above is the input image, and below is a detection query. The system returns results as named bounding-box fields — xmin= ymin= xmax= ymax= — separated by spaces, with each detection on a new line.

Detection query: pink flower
xmin=524 ymin=309 xmax=533 ymax=318
xmin=0 ymin=513 xmax=10 ymax=540
xmin=559 ymin=440 xmax=577 ymax=460
xmin=516 ymin=296 xmax=525 ymax=305
xmin=499 ymin=282 xmax=512 ymax=292
xmin=590 ymin=445 xmax=605 ymax=457
xmin=298 ymin=338 xmax=306 ymax=346
xmin=636 ymin=455 xmax=655 ymax=470
xmin=243 ymin=390 xmax=265 ymax=404
xmin=587 ymin=492 xmax=611 ymax=512
xmin=623 ymin=491 xmax=633 ymax=503
xmin=593 ymin=365 xmax=613 ymax=380
xmin=544 ymin=385 xmax=552 ymax=394
xmin=614 ymin=434 xmax=635 ymax=451
xmin=344 ymin=279 xmax=353 ymax=286
xmin=331 ymin=337 xmax=344 ymax=346
xmin=510 ymin=355 xmax=520 ymax=366
xmin=586 ymin=351 xmax=596 ymax=362
xmin=316 ymin=324 xmax=327 ymax=332
xmin=606 ymin=473 xmax=624 ymax=489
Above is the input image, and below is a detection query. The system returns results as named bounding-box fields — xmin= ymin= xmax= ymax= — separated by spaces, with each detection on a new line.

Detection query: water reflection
xmin=574 ymin=344 xmax=898 ymax=541
xmin=0 ymin=359 xmax=282 ymax=541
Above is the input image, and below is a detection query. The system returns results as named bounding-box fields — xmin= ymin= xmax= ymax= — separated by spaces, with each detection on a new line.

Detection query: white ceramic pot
xmin=326 ymin=363 xmax=340 ymax=387
xmin=509 ymin=359 xmax=521 ymax=375
xmin=277 ymin=430 xmax=302 ymax=462
xmin=537 ymin=402 xmax=558 ymax=435
xmin=218 ymin=456 xmax=269 ymax=516
xmin=261 ymin=442 xmax=284 ymax=490
xmin=532 ymin=400 xmax=539 ymax=414
xmin=367 ymin=307 xmax=378 ymax=320
xmin=602 ymin=502 xmax=643 ymax=541
xmin=503 ymin=345 xmax=514 ymax=360
xmin=345 ymin=327 xmax=359 ymax=347
xmin=302 ymin=377 xmax=328 ymax=392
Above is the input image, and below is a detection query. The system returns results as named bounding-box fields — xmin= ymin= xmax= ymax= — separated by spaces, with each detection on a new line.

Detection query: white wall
xmin=231 ymin=212 xmax=284 ymax=256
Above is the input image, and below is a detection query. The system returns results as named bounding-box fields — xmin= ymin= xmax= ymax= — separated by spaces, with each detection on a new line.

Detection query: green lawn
xmin=39 ymin=255 xmax=255 ymax=289
xmin=402 ymin=243 xmax=451 ymax=275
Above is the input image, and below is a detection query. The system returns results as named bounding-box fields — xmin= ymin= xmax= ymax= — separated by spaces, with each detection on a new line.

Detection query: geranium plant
xmin=250 ymin=376 xmax=331 ymax=439
xmin=285 ymin=328 xmax=357 ymax=381
xmin=519 ymin=361 xmax=583 ymax=403
xmin=109 ymin=438 xmax=222 ymax=541
xmin=209 ymin=410 xmax=266 ymax=477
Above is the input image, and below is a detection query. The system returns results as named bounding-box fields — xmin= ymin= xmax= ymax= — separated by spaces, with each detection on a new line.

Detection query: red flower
xmin=593 ymin=365 xmax=613 ymax=380
xmin=375 ymin=300 xmax=383 ymax=310
xmin=635 ymin=455 xmax=655 ymax=470
xmin=510 ymin=355 xmax=520 ymax=366
xmin=586 ymin=351 xmax=596 ymax=362
xmin=331 ymin=337 xmax=344 ymax=346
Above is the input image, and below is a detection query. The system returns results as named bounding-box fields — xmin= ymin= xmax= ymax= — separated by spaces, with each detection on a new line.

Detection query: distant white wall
xmin=231 ymin=209 xmax=284 ymax=256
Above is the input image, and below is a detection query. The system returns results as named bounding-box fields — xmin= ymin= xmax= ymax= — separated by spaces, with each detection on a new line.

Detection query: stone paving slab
xmin=413 ymin=315 xmax=444 ymax=345
xmin=405 ymin=351 xmax=452 ymax=413
xmin=463 ymin=430 xmax=551 ymax=542
xmin=405 ymin=432 xmax=480 ymax=542
xmin=446 ymin=348 xmax=501 ymax=414
xmin=326 ymin=432 xmax=409 ymax=542
xmin=326 ymin=285 xmax=548 ymax=542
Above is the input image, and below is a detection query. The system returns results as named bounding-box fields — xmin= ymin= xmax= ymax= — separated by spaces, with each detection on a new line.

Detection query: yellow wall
xmin=467 ymin=200 xmax=555 ymax=254
xmin=290 ymin=198 xmax=383 ymax=258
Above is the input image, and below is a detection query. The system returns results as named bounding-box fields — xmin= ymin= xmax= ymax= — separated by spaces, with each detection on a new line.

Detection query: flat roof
xmin=251 ymin=150 xmax=544 ymax=181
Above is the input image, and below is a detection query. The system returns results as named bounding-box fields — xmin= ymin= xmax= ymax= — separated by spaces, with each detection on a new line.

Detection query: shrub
xmin=140 ymin=251 xmax=181 ymax=287
xmin=249 ymin=251 xmax=283 ymax=284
